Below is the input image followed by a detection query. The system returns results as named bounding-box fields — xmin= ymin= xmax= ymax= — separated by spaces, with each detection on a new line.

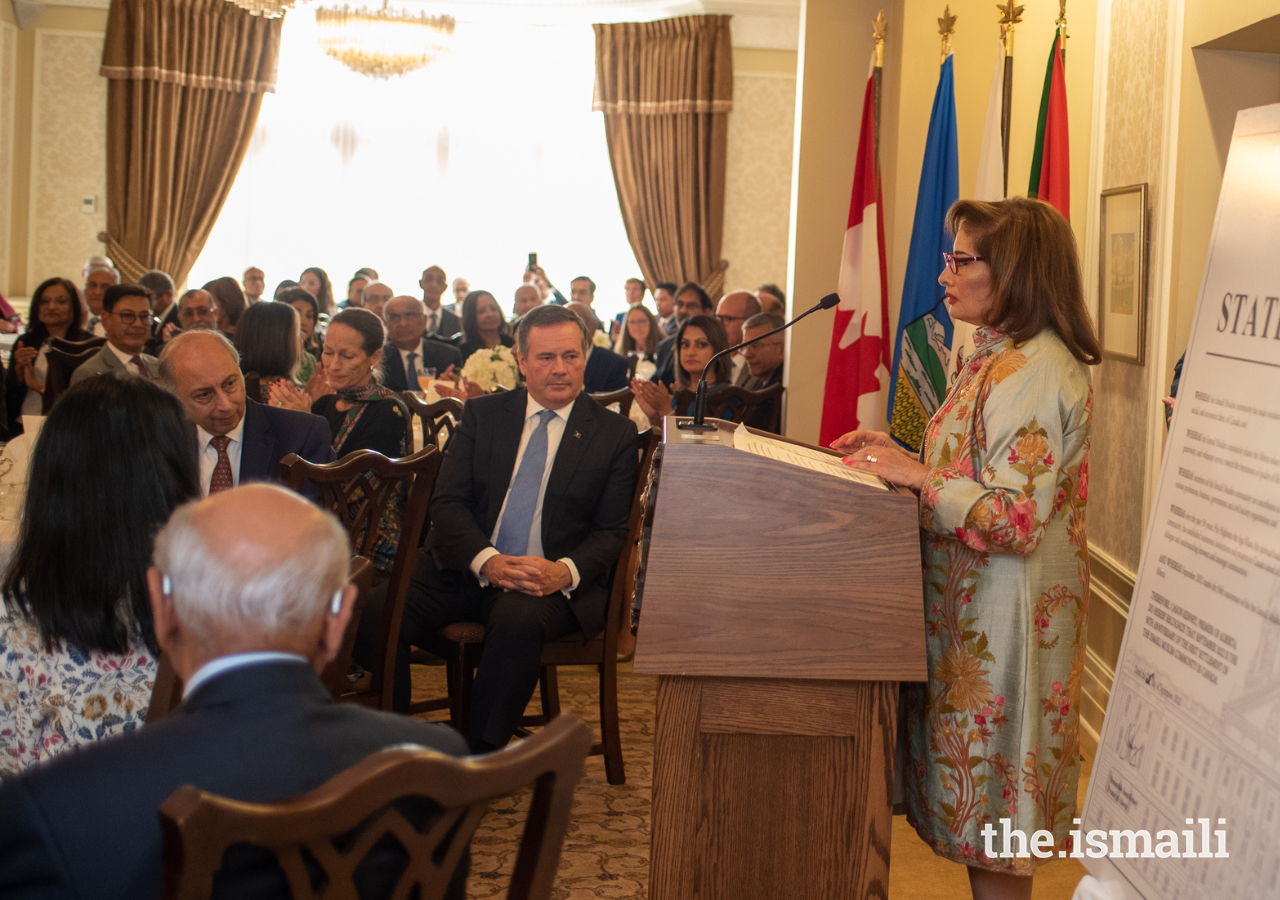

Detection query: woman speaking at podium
xmin=836 ymin=197 xmax=1101 ymax=900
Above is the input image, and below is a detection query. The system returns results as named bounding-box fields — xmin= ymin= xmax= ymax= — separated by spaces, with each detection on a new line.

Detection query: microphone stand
xmin=677 ymin=292 xmax=841 ymax=432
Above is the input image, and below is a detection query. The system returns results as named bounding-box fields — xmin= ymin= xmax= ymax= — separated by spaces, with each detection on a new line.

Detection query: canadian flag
xmin=819 ymin=58 xmax=889 ymax=446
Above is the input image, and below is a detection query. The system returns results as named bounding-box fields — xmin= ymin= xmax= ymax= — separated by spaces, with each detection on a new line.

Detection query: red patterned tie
xmin=131 ymin=355 xmax=149 ymax=379
xmin=208 ymin=435 xmax=234 ymax=494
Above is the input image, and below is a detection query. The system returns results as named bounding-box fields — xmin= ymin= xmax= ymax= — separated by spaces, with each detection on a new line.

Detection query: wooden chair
xmin=159 ymin=713 xmax=594 ymax=900
xmin=243 ymin=371 xmax=263 ymax=404
xmin=672 ymin=382 xmax=784 ymax=426
xmin=146 ymin=557 xmax=378 ymax=723
xmin=280 ymin=447 xmax=444 ymax=711
xmin=589 ymin=387 xmax=634 ymax=419
xmin=42 ymin=344 xmax=102 ymax=411
xmin=399 ymin=393 xmax=463 ymax=452
xmin=418 ymin=427 xmax=661 ymax=784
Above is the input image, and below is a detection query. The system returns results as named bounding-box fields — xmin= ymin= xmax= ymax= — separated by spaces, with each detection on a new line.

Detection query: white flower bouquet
xmin=461 ymin=345 xmax=520 ymax=392
xmin=633 ymin=358 xmax=657 ymax=381
xmin=592 ymin=330 xmax=613 ymax=349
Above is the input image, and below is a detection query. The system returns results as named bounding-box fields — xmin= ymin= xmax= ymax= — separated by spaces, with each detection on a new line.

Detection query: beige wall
xmin=721 ymin=47 xmax=797 ymax=297
xmin=785 ymin=0 xmax=1096 ymax=445
xmin=0 ymin=3 xmax=109 ymax=299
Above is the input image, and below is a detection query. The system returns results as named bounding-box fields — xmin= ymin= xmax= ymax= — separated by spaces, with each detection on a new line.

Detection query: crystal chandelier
xmin=225 ymin=0 xmax=298 ymax=17
xmin=315 ymin=3 xmax=456 ymax=80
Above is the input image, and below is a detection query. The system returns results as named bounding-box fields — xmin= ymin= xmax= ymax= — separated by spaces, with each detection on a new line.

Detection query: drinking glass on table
xmin=417 ymin=367 xmax=437 ymax=395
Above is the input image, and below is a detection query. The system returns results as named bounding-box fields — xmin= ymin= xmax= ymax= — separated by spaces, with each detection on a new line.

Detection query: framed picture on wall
xmin=1098 ymin=183 xmax=1149 ymax=364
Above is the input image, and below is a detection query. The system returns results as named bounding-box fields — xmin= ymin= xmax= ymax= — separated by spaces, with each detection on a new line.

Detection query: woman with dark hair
xmin=457 ymin=290 xmax=514 ymax=363
xmin=0 ymin=374 xmax=200 ymax=773
xmin=4 ymin=277 xmax=88 ymax=436
xmin=235 ymin=301 xmax=302 ymax=402
xmin=273 ymin=278 xmax=299 ymax=300
xmin=299 ymin=266 xmax=335 ymax=317
xmin=633 ymin=314 xmax=738 ymax=427
xmin=279 ymin=286 xmax=322 ymax=383
xmin=836 ymin=197 xmax=1100 ymax=899
xmin=203 ymin=276 xmax=247 ymax=336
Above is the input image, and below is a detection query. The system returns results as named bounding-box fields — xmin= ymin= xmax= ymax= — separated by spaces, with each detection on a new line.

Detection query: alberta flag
xmin=819 ymin=57 xmax=889 ymax=446
xmin=1028 ymin=29 xmax=1069 ymax=218
xmin=887 ymin=52 xmax=959 ymax=453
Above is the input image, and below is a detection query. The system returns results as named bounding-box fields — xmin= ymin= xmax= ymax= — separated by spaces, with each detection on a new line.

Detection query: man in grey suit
xmin=70 ymin=284 xmax=159 ymax=385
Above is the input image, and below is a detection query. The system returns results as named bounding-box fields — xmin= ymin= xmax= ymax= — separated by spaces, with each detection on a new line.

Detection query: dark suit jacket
xmin=426 ymin=389 xmax=639 ymax=638
xmin=584 ymin=347 xmax=629 ymax=393
xmin=652 ymin=333 xmax=677 ymax=387
xmin=0 ymin=661 xmax=467 ymax=900
xmin=738 ymin=365 xmax=783 ymax=432
xmin=427 ymin=306 xmax=461 ymax=341
xmin=240 ymin=397 xmax=335 ymax=499
xmin=381 ymin=338 xmax=464 ymax=392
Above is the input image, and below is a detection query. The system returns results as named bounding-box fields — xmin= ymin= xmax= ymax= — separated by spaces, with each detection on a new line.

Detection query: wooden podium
xmin=635 ymin=418 xmax=926 ymax=899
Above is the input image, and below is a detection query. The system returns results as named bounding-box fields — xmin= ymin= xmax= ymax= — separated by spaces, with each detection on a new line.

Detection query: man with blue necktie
xmin=383 ymin=305 xmax=639 ymax=752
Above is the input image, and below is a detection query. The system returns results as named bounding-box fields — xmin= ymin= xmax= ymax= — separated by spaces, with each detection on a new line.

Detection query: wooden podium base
xmin=649 ymin=676 xmax=898 ymax=900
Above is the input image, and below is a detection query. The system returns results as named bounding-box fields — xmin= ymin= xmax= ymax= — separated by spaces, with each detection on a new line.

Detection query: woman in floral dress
xmin=837 ymin=197 xmax=1102 ymax=900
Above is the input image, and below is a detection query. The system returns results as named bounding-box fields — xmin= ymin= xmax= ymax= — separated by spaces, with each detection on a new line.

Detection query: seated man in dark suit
xmin=735 ymin=312 xmax=785 ymax=433
xmin=391 ymin=304 xmax=639 ymax=752
xmin=652 ymin=282 xmax=714 ymax=387
xmin=70 ymin=284 xmax=159 ymax=385
xmin=158 ymin=331 xmax=334 ymax=498
xmin=0 ymin=484 xmax=467 ymax=900
xmin=382 ymin=295 xmax=465 ymax=391
xmin=567 ymin=301 xmax=629 ymax=393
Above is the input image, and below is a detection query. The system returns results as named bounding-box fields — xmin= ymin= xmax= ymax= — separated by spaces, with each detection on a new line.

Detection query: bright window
xmin=188 ymin=8 xmax=642 ymax=322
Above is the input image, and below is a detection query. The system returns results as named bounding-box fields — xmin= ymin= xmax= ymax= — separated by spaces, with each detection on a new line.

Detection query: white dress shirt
xmin=105 ymin=340 xmax=145 ymax=377
xmin=183 ymin=651 xmax=309 ymax=699
xmin=197 ymin=415 xmax=247 ymax=496
xmin=470 ymin=395 xmax=581 ymax=594
xmin=398 ymin=339 xmax=436 ymax=383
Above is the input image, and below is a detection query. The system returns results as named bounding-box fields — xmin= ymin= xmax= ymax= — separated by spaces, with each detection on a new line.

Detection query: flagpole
xmin=872 ymin=10 xmax=887 ymax=165
xmin=1058 ymin=0 xmax=1069 ymax=58
xmin=997 ymin=2 xmax=1023 ymax=198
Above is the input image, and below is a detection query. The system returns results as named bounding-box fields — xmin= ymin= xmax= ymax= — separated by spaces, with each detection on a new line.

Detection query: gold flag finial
xmin=873 ymin=9 xmax=888 ymax=67
xmin=1057 ymin=0 xmax=1068 ymax=38
xmin=997 ymin=1 xmax=1023 ymax=55
xmin=938 ymin=5 xmax=957 ymax=63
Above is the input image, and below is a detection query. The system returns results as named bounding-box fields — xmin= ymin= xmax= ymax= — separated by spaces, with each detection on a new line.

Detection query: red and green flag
xmin=1027 ymin=30 xmax=1069 ymax=218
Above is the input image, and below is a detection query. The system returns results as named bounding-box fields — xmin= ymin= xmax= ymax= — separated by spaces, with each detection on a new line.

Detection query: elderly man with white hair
xmin=0 ymin=484 xmax=468 ymax=900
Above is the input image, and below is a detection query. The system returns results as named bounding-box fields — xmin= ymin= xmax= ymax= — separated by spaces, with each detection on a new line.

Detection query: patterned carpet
xmin=410 ymin=662 xmax=1090 ymax=900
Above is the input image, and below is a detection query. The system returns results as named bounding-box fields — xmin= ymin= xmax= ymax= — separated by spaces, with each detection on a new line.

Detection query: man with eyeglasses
xmin=380 ymin=295 xmax=464 ymax=392
xmin=71 ymin=284 xmax=159 ymax=385
xmin=360 ymin=281 xmax=393 ymax=320
xmin=714 ymin=289 xmax=762 ymax=384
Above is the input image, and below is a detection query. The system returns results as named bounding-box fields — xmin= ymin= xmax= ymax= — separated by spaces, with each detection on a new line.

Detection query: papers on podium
xmin=732 ymin=423 xmax=888 ymax=490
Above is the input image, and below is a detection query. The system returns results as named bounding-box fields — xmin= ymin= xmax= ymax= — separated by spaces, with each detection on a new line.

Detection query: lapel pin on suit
xmin=573 ymin=430 xmax=581 ymax=439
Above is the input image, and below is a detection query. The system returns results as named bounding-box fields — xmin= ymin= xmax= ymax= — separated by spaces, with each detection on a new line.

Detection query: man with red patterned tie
xmin=70 ymin=284 xmax=159 ymax=386
xmin=157 ymin=331 xmax=333 ymax=498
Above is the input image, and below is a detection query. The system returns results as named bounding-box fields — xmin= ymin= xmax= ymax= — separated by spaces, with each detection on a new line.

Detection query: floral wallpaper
xmin=27 ymin=30 xmax=107 ymax=290
xmin=0 ymin=23 xmax=15 ymax=295
xmin=1088 ymin=0 xmax=1170 ymax=574
xmin=722 ymin=72 xmax=796 ymax=296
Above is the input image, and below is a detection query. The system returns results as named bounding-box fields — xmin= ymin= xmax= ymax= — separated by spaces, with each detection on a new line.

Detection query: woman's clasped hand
xmin=831 ymin=429 xmax=929 ymax=493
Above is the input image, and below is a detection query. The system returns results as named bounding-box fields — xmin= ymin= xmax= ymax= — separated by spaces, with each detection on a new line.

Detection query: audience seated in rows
xmin=381 ymin=295 xmax=463 ymax=392
xmin=737 ymin=311 xmax=785 ymax=432
xmin=242 ymin=266 xmax=265 ymax=303
xmin=568 ymin=302 xmax=629 ymax=393
xmin=0 ymin=484 xmax=468 ymax=900
xmin=157 ymin=331 xmax=333 ymax=499
xmin=203 ymin=276 xmax=247 ymax=337
xmin=634 ymin=313 xmax=738 ymax=427
xmin=82 ymin=265 xmax=120 ymax=336
xmin=420 ymin=266 xmax=461 ymax=339
xmin=299 ymin=266 xmax=336 ymax=316
xmin=0 ymin=375 xmax=200 ymax=774
xmin=457 ymin=290 xmax=515 ymax=363
xmin=5 ymin=278 xmax=89 ymax=435
xmin=70 ymin=284 xmax=157 ymax=385
xmin=652 ymin=282 xmax=713 ymax=387
xmin=362 ymin=304 xmax=640 ymax=753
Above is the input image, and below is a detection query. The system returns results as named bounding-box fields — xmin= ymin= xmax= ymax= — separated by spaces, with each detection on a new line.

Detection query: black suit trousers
xmin=393 ymin=550 xmax=578 ymax=750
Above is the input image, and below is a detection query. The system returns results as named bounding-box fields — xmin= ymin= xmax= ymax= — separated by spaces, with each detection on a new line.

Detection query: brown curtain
xmin=593 ymin=16 xmax=733 ymax=299
xmin=99 ymin=0 xmax=282 ymax=285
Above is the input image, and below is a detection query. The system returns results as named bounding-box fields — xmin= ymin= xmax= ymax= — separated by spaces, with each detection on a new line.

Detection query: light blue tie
xmin=494 ymin=410 xmax=557 ymax=556
xmin=406 ymin=351 xmax=419 ymax=387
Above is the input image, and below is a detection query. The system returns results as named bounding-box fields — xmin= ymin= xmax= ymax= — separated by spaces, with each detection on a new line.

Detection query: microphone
xmin=678 ymin=292 xmax=841 ymax=432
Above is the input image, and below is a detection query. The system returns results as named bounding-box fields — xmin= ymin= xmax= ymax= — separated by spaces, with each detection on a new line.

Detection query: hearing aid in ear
xmin=330 ymin=591 xmax=343 ymax=615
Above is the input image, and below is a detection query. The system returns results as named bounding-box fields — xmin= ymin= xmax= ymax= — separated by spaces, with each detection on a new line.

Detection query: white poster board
xmin=1082 ymin=104 xmax=1280 ymax=899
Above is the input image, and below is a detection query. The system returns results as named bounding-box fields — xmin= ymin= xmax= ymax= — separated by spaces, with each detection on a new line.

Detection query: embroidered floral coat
xmin=0 ymin=607 xmax=156 ymax=775
xmin=903 ymin=325 xmax=1092 ymax=873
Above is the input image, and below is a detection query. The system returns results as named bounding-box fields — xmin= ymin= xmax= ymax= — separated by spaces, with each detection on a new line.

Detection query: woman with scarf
xmin=281 ymin=307 xmax=409 ymax=574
